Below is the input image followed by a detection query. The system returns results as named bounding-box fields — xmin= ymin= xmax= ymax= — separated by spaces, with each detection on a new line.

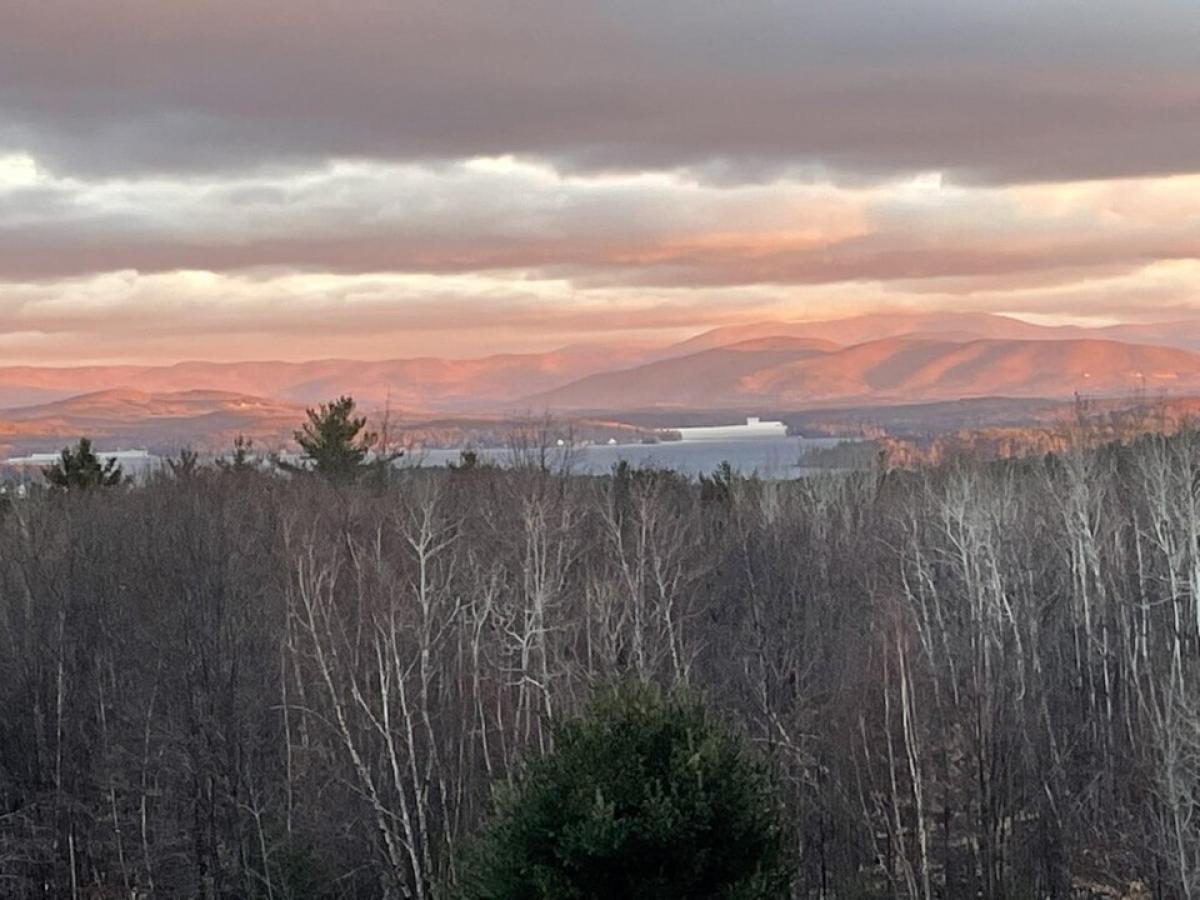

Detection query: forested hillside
xmin=2 ymin=435 xmax=1198 ymax=897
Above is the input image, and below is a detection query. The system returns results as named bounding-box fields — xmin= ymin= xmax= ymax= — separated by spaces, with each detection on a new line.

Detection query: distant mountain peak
xmin=529 ymin=334 xmax=1200 ymax=412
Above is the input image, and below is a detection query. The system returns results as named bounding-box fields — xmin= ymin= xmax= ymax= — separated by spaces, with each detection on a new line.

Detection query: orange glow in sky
xmin=3 ymin=2 xmax=1199 ymax=364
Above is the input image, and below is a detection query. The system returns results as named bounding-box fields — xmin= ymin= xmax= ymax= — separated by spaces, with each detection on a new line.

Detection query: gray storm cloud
xmin=3 ymin=0 xmax=1200 ymax=363
xmin=1 ymin=159 xmax=1196 ymax=289
xmin=4 ymin=0 xmax=1199 ymax=183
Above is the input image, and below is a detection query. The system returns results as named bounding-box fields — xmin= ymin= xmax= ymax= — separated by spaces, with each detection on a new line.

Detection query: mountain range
xmin=532 ymin=335 xmax=1200 ymax=410
xmin=662 ymin=312 xmax=1200 ymax=356
xmin=0 ymin=344 xmax=651 ymax=411
xmin=7 ymin=311 xmax=1200 ymax=455
xmin=0 ymin=390 xmax=304 ymax=457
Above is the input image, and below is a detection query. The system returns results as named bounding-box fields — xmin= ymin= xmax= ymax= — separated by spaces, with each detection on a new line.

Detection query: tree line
xmin=3 ymin=402 xmax=1200 ymax=897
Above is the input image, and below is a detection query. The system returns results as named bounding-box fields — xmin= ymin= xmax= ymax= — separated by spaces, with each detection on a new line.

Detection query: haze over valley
xmin=5 ymin=311 xmax=1200 ymax=456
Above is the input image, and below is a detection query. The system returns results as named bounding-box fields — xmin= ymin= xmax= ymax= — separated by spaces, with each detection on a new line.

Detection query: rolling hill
xmin=0 ymin=389 xmax=666 ymax=458
xmin=662 ymin=311 xmax=1200 ymax=358
xmin=0 ymin=390 xmax=306 ymax=457
xmin=6 ymin=313 xmax=1200 ymax=418
xmin=530 ymin=337 xmax=1200 ymax=410
xmin=0 ymin=345 xmax=652 ymax=412
xmin=660 ymin=311 xmax=1064 ymax=357
xmin=8 ymin=313 xmax=1200 ymax=455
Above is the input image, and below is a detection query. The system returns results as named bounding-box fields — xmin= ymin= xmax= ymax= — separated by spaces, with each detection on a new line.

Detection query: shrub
xmin=457 ymin=682 xmax=793 ymax=900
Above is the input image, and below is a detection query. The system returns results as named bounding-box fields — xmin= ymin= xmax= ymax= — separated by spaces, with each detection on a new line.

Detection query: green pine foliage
xmin=42 ymin=437 xmax=125 ymax=491
xmin=457 ymin=682 xmax=793 ymax=900
xmin=290 ymin=395 xmax=391 ymax=481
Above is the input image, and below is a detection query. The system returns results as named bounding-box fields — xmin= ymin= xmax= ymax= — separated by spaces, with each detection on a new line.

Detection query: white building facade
xmin=669 ymin=417 xmax=788 ymax=442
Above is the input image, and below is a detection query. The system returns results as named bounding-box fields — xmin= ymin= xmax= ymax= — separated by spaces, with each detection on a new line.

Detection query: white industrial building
xmin=5 ymin=449 xmax=164 ymax=482
xmin=669 ymin=417 xmax=788 ymax=442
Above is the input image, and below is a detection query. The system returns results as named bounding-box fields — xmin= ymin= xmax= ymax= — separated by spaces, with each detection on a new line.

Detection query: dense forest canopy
xmin=1 ymin=428 xmax=1199 ymax=898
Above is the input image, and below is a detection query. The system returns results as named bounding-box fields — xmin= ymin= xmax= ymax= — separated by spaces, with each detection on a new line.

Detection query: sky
xmin=3 ymin=0 xmax=1200 ymax=364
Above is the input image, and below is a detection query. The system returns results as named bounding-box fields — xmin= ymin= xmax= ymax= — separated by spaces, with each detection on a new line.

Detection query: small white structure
xmin=669 ymin=416 xmax=788 ymax=442
xmin=6 ymin=449 xmax=164 ymax=481
xmin=7 ymin=449 xmax=157 ymax=465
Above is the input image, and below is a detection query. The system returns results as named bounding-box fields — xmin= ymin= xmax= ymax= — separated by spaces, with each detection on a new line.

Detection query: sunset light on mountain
xmin=5 ymin=2 xmax=1200 ymax=365
xmin=7 ymin=7 xmax=1200 ymax=898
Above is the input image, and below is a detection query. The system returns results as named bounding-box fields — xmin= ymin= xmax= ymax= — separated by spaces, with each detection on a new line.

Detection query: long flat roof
xmin=6 ymin=449 xmax=159 ymax=464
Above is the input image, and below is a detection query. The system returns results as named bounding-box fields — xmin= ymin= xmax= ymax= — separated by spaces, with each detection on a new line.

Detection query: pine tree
xmin=457 ymin=682 xmax=793 ymax=900
xmin=167 ymin=446 xmax=201 ymax=479
xmin=290 ymin=396 xmax=392 ymax=481
xmin=42 ymin=437 xmax=125 ymax=491
xmin=217 ymin=434 xmax=257 ymax=474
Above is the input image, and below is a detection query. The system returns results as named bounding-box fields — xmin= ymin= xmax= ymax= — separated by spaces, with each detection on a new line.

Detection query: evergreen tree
xmin=457 ymin=682 xmax=793 ymax=900
xmin=42 ymin=437 xmax=125 ymax=491
xmin=217 ymin=434 xmax=257 ymax=474
xmin=166 ymin=446 xmax=201 ymax=479
xmin=289 ymin=396 xmax=388 ymax=481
